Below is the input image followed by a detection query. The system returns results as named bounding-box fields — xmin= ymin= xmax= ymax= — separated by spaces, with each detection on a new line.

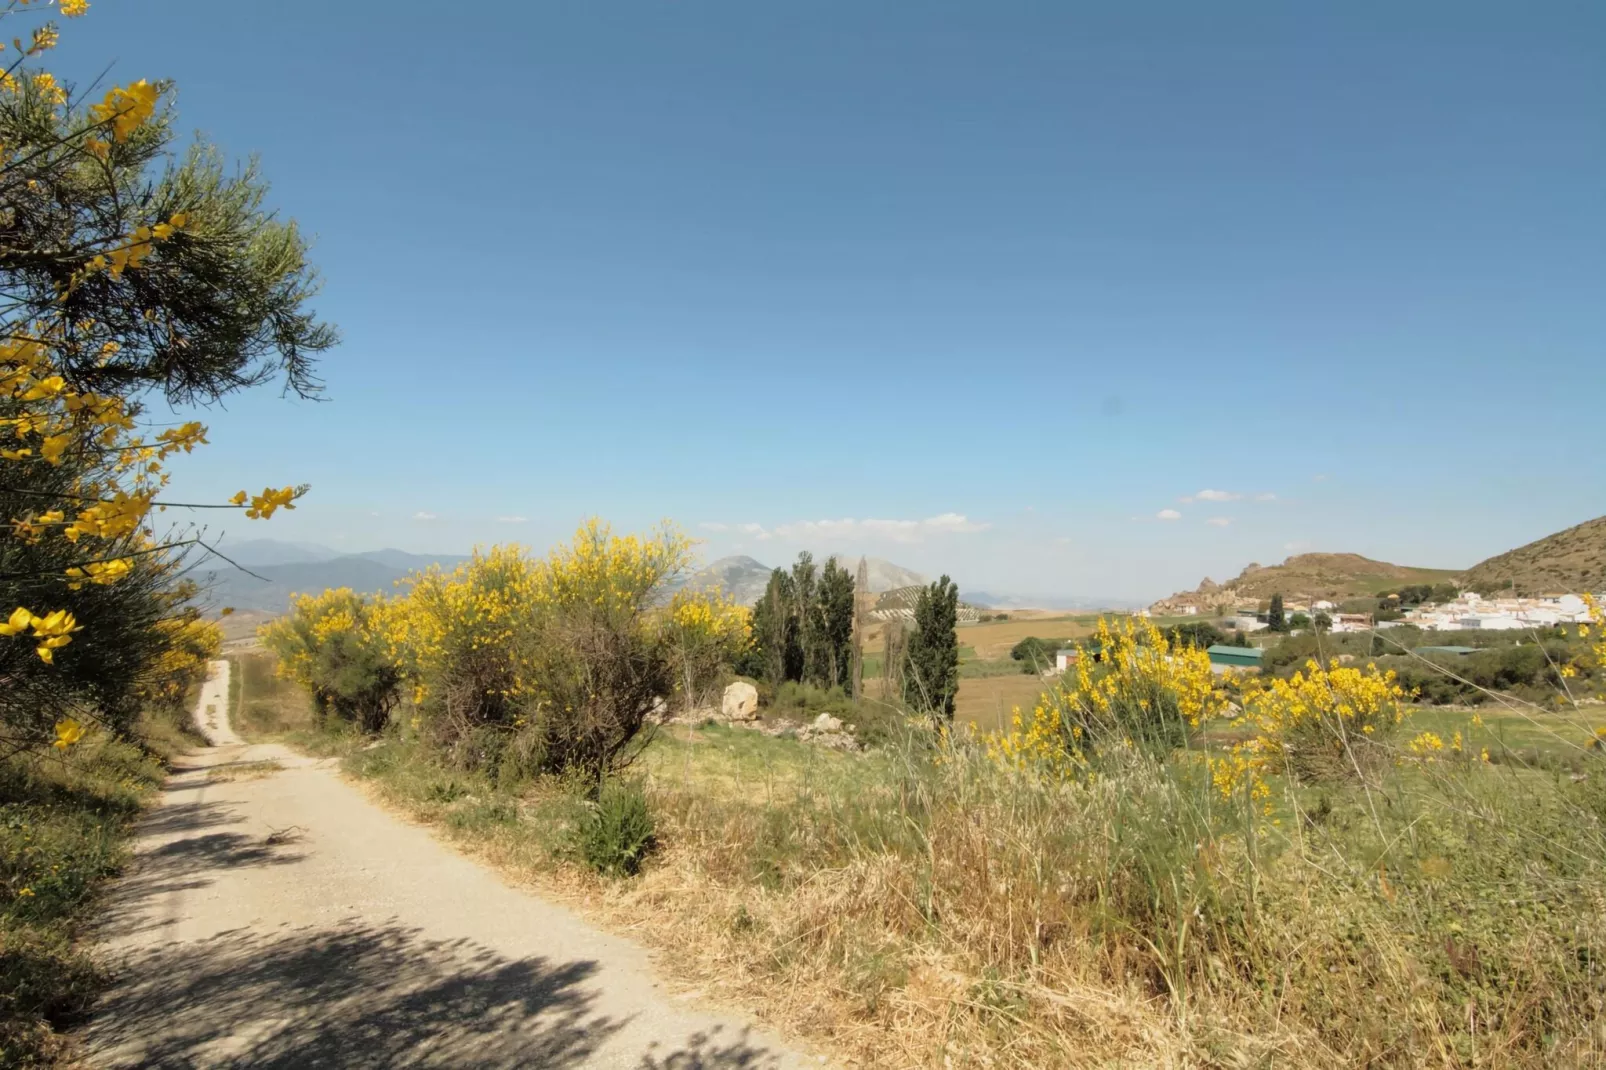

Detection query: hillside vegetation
xmin=1460 ymin=514 xmax=1606 ymax=595
xmin=1155 ymin=553 xmax=1459 ymax=610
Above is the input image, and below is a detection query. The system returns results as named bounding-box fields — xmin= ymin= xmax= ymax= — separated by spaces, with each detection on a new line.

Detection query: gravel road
xmin=82 ymin=659 xmax=816 ymax=1069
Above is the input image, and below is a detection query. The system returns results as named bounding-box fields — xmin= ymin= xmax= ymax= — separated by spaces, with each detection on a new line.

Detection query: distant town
xmin=1143 ymin=590 xmax=1597 ymax=634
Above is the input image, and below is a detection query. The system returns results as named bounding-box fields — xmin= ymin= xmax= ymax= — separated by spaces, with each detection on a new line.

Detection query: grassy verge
xmin=0 ymin=706 xmax=197 ymax=1068
xmin=241 ymin=642 xmax=1606 ymax=1068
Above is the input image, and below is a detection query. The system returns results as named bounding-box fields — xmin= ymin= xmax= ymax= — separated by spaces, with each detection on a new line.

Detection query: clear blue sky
xmin=56 ymin=1 xmax=1606 ymax=600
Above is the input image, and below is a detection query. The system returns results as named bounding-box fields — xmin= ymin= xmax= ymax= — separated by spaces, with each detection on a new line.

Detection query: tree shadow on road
xmin=93 ymin=799 xmax=306 ymax=941
xmin=638 ymin=1024 xmax=793 ymax=1068
xmin=84 ymin=922 xmax=626 ymax=1068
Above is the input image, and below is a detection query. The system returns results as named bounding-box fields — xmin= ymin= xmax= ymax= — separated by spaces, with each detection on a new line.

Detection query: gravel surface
xmin=82 ymin=660 xmax=817 ymax=1069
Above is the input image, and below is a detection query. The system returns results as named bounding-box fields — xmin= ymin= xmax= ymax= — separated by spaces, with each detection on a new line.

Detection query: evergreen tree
xmin=1268 ymin=593 xmax=1287 ymax=633
xmin=904 ymin=575 xmax=960 ymax=722
xmin=751 ymin=568 xmax=800 ymax=686
xmin=814 ymin=557 xmax=856 ymax=689
xmin=791 ymin=552 xmax=818 ymax=683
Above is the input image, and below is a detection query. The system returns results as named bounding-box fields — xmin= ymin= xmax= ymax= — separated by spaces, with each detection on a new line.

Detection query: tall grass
xmin=620 ymin=727 xmax=1606 ymax=1067
xmin=309 ymin=707 xmax=1604 ymax=1067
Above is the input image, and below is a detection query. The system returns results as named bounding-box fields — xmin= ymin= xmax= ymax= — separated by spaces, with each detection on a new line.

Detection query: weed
xmin=571 ymin=780 xmax=656 ymax=878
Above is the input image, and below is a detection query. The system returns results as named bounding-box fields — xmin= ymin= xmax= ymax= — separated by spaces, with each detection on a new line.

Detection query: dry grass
xmin=246 ymin=642 xmax=1606 ymax=1069
xmin=228 ymin=649 xmax=315 ymax=738
xmin=329 ymin=722 xmax=1606 ymax=1067
xmin=206 ymin=759 xmax=284 ymax=783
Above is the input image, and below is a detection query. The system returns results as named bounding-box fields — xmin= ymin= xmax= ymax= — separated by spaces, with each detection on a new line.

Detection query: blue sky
xmin=54 ymin=1 xmax=1606 ymax=600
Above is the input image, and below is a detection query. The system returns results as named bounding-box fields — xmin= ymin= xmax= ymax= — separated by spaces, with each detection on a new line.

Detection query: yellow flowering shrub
xmin=1221 ymin=659 xmax=1409 ymax=788
xmin=261 ymin=588 xmax=401 ymax=732
xmin=662 ymin=587 xmax=752 ymax=711
xmin=986 ymin=615 xmax=1229 ymax=776
xmin=356 ymin=521 xmax=694 ymax=783
xmin=1 ymin=1 xmax=331 ymax=753
xmin=134 ymin=617 xmax=222 ymax=705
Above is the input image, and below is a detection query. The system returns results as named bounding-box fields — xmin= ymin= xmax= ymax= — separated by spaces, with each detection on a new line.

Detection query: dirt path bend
xmin=83 ymin=660 xmax=816 ymax=1069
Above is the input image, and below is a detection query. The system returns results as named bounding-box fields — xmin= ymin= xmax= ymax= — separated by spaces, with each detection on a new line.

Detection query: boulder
xmin=811 ymin=713 xmax=843 ymax=733
xmin=721 ymin=681 xmax=760 ymax=721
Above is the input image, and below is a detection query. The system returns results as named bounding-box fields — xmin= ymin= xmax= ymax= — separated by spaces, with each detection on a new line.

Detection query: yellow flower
xmin=90 ymin=80 xmax=158 ymax=141
xmin=242 ymin=486 xmax=298 ymax=519
xmin=0 ymin=607 xmax=36 ymax=636
xmin=60 ymin=0 xmax=92 ymax=16
xmin=53 ymin=718 xmax=85 ymax=749
xmin=32 ymin=72 xmax=67 ymax=105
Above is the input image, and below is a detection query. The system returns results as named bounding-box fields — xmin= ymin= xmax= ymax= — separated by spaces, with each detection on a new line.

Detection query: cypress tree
xmin=814 ymin=557 xmax=856 ymax=689
xmin=1268 ymin=592 xmax=1287 ymax=633
xmin=904 ymin=575 xmax=960 ymax=722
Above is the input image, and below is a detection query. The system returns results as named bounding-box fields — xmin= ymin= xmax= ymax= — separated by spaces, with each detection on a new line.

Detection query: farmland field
xmin=955 ymin=672 xmax=1053 ymax=731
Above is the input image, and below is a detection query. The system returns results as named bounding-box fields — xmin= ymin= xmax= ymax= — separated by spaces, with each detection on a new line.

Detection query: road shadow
xmin=85 ymin=922 xmax=625 ymax=1068
xmin=94 ymin=799 xmax=306 ymax=941
xmin=639 ymin=1025 xmax=792 ymax=1068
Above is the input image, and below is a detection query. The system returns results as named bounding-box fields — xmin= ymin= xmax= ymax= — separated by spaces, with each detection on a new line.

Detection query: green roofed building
xmin=1206 ymin=645 xmax=1265 ymax=672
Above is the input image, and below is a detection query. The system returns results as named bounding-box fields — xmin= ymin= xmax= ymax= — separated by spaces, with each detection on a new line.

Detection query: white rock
xmin=721 ymin=681 xmax=760 ymax=721
xmin=811 ymin=713 xmax=843 ymax=733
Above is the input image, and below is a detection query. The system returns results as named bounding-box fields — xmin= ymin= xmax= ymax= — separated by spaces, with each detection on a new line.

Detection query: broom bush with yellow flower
xmin=261 ymin=588 xmax=402 ymax=733
xmin=1 ymin=0 xmax=334 ymax=755
xmin=662 ymin=586 xmax=752 ymax=713
xmin=332 ymin=521 xmax=698 ymax=788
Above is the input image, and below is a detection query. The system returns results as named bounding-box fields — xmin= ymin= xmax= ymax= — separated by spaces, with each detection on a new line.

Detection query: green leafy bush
xmin=573 ymin=780 xmax=656 ymax=877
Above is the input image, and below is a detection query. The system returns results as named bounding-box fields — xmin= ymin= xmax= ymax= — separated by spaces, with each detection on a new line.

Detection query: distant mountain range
xmin=193 ymin=540 xmax=469 ymax=614
xmin=193 ymin=540 xmax=1155 ymax=617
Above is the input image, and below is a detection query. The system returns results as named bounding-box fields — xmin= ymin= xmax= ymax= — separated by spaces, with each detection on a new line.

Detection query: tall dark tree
xmin=813 ymin=557 xmax=856 ymax=689
xmin=1268 ymin=593 xmax=1287 ymax=633
xmin=904 ymin=575 xmax=960 ymax=722
xmin=751 ymin=569 xmax=801 ymax=686
xmin=791 ymin=552 xmax=818 ymax=683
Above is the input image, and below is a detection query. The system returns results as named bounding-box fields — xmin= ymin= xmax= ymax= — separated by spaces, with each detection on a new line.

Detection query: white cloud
xmin=496 ymin=515 xmax=528 ymax=524
xmin=1181 ymin=488 xmax=1241 ymax=504
xmin=1312 ymin=474 xmax=1330 ymax=483
xmin=413 ymin=511 xmax=439 ymax=521
xmin=1054 ymin=536 xmax=1073 ymax=545
xmin=1157 ymin=509 xmax=1182 ymax=521
xmin=1206 ymin=517 xmax=1232 ymax=527
xmin=1284 ymin=540 xmax=1311 ymax=551
xmin=737 ymin=522 xmax=771 ymax=540
xmin=1254 ymin=492 xmax=1277 ymax=502
xmin=698 ymin=522 xmax=730 ymax=532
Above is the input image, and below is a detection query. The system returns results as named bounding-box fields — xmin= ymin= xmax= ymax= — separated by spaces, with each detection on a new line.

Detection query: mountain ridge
xmin=1150 ymin=516 xmax=1606 ymax=612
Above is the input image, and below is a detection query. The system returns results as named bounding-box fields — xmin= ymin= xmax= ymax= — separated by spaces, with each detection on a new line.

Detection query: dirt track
xmin=82 ymin=659 xmax=815 ymax=1069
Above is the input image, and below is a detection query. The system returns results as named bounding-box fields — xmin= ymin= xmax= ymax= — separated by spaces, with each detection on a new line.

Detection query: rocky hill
xmin=681 ymin=555 xmax=929 ymax=605
xmin=1460 ymin=515 xmax=1606 ymax=596
xmin=1151 ymin=553 xmax=1458 ymax=613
